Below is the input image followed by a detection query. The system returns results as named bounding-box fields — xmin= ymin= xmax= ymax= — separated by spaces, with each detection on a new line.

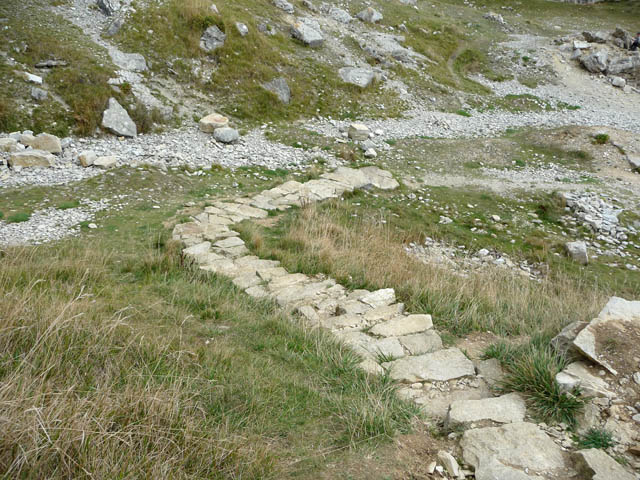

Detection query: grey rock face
xmin=573 ymin=449 xmax=635 ymax=480
xmin=102 ymin=97 xmax=137 ymax=138
xmin=613 ymin=27 xmax=633 ymax=49
xmin=461 ymin=422 xmax=568 ymax=474
xmin=566 ymin=240 xmax=588 ymax=264
xmin=109 ymin=49 xmax=148 ymax=72
xmin=397 ymin=331 xmax=442 ymax=355
xmin=580 ymin=50 xmax=608 ymax=73
xmin=273 ymin=0 xmax=294 ymax=13
xmin=383 ymin=347 xmax=475 ymax=382
xmin=200 ymin=25 xmax=226 ymax=52
xmin=607 ymin=55 xmax=640 ymax=75
xmin=338 ymin=67 xmax=375 ymax=88
xmin=582 ymin=31 xmax=608 ymax=43
xmin=263 ymin=77 xmax=291 ymax=104
xmin=610 ymin=76 xmax=626 ymax=88
xmin=31 ymin=87 xmax=48 ymax=101
xmin=328 ymin=7 xmax=352 ymax=23
xmin=550 ymin=320 xmax=588 ymax=357
xmin=447 ymin=393 xmax=526 ymax=427
xmin=104 ymin=14 xmax=125 ymax=37
xmin=97 ymin=0 xmax=120 ymax=16
xmin=291 ymin=18 xmax=323 ymax=47
xmin=214 ymin=127 xmax=240 ymax=144
xmin=356 ymin=7 xmax=383 ymax=23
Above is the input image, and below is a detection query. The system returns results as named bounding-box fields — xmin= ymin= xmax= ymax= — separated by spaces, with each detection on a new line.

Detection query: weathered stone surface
xmin=437 ymin=451 xmax=460 ymax=477
xmin=573 ymin=449 xmax=635 ymax=480
xmin=102 ymin=97 xmax=136 ymax=137
xmin=475 ymin=358 xmax=504 ymax=387
xmin=461 ymin=423 xmax=567 ymax=473
xmin=348 ymin=123 xmax=370 ymax=141
xmin=31 ymin=86 xmax=48 ymax=101
xmin=328 ymin=7 xmax=351 ymax=23
xmin=28 ymin=133 xmax=62 ymax=153
xmin=200 ymin=25 xmax=226 ymax=52
xmin=78 ymin=150 xmax=97 ymax=167
xmin=338 ymin=67 xmax=375 ymax=88
xmin=572 ymin=296 xmax=640 ymax=374
xmin=235 ymin=22 xmax=249 ymax=36
xmin=360 ymin=357 xmax=384 ymax=375
xmin=447 ymin=393 xmax=526 ymax=426
xmin=370 ymin=314 xmax=433 ymax=337
xmin=362 ymin=303 xmax=403 ymax=322
xmin=581 ymin=50 xmax=608 ymax=73
xmin=356 ymin=7 xmax=383 ymax=23
xmin=94 ymin=155 xmax=118 ymax=169
xmin=551 ymin=321 xmax=589 ymax=357
xmin=109 ymin=49 xmax=147 ymax=72
xmin=359 ymin=288 xmax=395 ymax=308
xmin=611 ymin=76 xmax=626 ymax=88
xmin=582 ymin=31 xmax=608 ymax=43
xmin=8 ymin=150 xmax=55 ymax=168
xmin=368 ymin=337 xmax=405 ymax=359
xmin=273 ymin=0 xmax=294 ymax=13
xmin=0 ymin=138 xmax=20 ymax=153
xmin=263 ymin=77 xmax=291 ymax=104
xmin=214 ymin=127 xmax=240 ymax=144
xmin=627 ymin=154 xmax=640 ymax=171
xmin=384 ymin=348 xmax=475 ymax=382
xmin=199 ymin=113 xmax=229 ymax=132
xmin=474 ymin=457 xmax=545 ymax=480
xmin=398 ymin=331 xmax=442 ymax=355
xmin=97 ymin=0 xmax=120 ymax=16
xmin=566 ymin=241 xmax=588 ymax=264
xmin=360 ymin=166 xmax=400 ymax=190
xmin=556 ymin=362 xmax=615 ymax=398
xmin=291 ymin=18 xmax=323 ymax=47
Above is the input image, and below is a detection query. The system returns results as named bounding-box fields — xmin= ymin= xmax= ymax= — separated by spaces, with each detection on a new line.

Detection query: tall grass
xmin=0 ymin=238 xmax=417 ymax=478
xmin=239 ymin=203 xmax=607 ymax=337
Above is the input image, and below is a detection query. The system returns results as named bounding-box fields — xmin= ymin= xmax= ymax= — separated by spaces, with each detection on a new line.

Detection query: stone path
xmin=172 ymin=166 xmax=638 ymax=480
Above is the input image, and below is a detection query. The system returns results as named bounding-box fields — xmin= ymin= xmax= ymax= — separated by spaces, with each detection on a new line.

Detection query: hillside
xmin=1 ymin=0 xmax=640 ymax=478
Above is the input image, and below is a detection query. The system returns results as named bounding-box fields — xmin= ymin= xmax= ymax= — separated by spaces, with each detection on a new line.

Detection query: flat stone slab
xmin=475 ymin=358 xmax=504 ymax=387
xmin=320 ymin=167 xmax=371 ymax=190
xmin=384 ymin=348 xmax=475 ymax=382
xmin=398 ymin=331 xmax=442 ymax=355
xmin=556 ymin=361 xmax=615 ymax=398
xmin=573 ymin=448 xmax=635 ymax=480
xmin=461 ymin=422 xmax=567 ymax=474
xmin=474 ymin=457 xmax=546 ymax=480
xmin=360 ymin=288 xmax=396 ymax=308
xmin=370 ymin=314 xmax=432 ymax=337
xmin=447 ymin=393 xmax=526 ymax=427
xmin=362 ymin=303 xmax=403 ymax=322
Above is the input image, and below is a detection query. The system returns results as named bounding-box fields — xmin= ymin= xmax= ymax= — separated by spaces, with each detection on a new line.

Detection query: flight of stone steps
xmin=172 ymin=166 xmax=637 ymax=480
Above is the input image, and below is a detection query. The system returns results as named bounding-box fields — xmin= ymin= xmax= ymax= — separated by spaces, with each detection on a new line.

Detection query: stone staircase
xmin=172 ymin=166 xmax=638 ymax=480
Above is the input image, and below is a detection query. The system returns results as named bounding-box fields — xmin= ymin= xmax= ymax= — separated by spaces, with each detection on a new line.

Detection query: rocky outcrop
xmin=102 ymin=97 xmax=137 ymax=138
xmin=200 ymin=25 xmax=226 ymax=53
xmin=262 ymin=77 xmax=291 ymax=104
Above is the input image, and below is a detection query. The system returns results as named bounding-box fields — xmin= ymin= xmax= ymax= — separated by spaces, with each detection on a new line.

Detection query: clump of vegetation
xmin=456 ymin=109 xmax=472 ymax=117
xmin=593 ymin=133 xmax=610 ymax=145
xmin=483 ymin=341 xmax=584 ymax=426
xmin=56 ymin=200 xmax=80 ymax=210
xmin=576 ymin=428 xmax=615 ymax=449
xmin=6 ymin=212 xmax=30 ymax=223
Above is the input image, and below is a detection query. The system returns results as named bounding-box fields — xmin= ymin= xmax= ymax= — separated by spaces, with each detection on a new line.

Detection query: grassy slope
xmin=0 ymin=166 xmax=418 ymax=478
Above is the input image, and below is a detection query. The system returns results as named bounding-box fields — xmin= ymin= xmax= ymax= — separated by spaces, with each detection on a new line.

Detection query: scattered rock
xmin=291 ymin=18 xmax=324 ymax=47
xmin=78 ymin=151 xmax=97 ymax=167
xmin=199 ymin=113 xmax=229 ymax=133
xmin=610 ymin=76 xmax=626 ymax=88
xmin=9 ymin=150 xmax=55 ymax=168
xmin=555 ymin=362 xmax=615 ymax=398
xmin=566 ymin=240 xmax=588 ymax=264
xmin=102 ymin=97 xmax=137 ymax=138
xmin=328 ymin=7 xmax=352 ymax=24
xmin=436 ymin=451 xmax=460 ymax=477
xmin=200 ymin=25 xmax=226 ymax=53
xmin=214 ymin=127 xmax=240 ymax=144
xmin=19 ymin=71 xmax=43 ymax=84
xmin=109 ymin=49 xmax=148 ymax=72
xmin=338 ymin=67 xmax=375 ymax=88
xmin=0 ymin=138 xmax=20 ymax=153
xmin=580 ymin=50 xmax=608 ymax=73
xmin=627 ymin=154 xmax=640 ymax=171
xmin=93 ymin=155 xmax=118 ymax=169
xmin=474 ymin=358 xmax=505 ymax=387
xmin=573 ymin=448 xmax=635 ymax=480
xmin=97 ymin=0 xmax=120 ymax=16
xmin=348 ymin=123 xmax=370 ymax=141
xmin=273 ymin=0 xmax=294 ymax=14
xmin=263 ymin=77 xmax=291 ymax=104
xmin=359 ymin=288 xmax=395 ymax=308
xmin=235 ymin=22 xmax=249 ymax=36
xmin=30 ymin=87 xmax=48 ymax=101
xmin=28 ymin=133 xmax=62 ymax=154
xmin=582 ymin=31 xmax=608 ymax=44
xmin=550 ymin=320 xmax=589 ymax=357
xmin=356 ymin=7 xmax=383 ymax=23
xmin=370 ymin=314 xmax=433 ymax=337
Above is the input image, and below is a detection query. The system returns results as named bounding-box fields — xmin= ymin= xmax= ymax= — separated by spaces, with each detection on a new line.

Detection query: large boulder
xmin=612 ymin=27 xmax=633 ymax=49
xmin=328 ymin=7 xmax=352 ymax=23
xmin=102 ymin=98 xmax=137 ymax=138
xmin=339 ymin=67 xmax=375 ymax=88
xmin=198 ymin=113 xmax=229 ymax=133
xmin=200 ymin=25 xmax=226 ymax=53
xmin=24 ymin=133 xmax=62 ymax=154
xmin=262 ymin=77 xmax=291 ymax=104
xmin=566 ymin=241 xmax=588 ymax=264
xmin=555 ymin=361 xmax=615 ymax=398
xmin=94 ymin=155 xmax=118 ymax=169
xmin=97 ymin=0 xmax=120 ymax=16
xmin=0 ymin=138 xmax=20 ymax=153
xmin=348 ymin=123 xmax=370 ymax=141
xmin=291 ymin=18 xmax=323 ymax=47
xmin=214 ymin=127 xmax=240 ymax=144
xmin=607 ymin=55 xmax=640 ymax=75
xmin=581 ymin=50 xmax=608 ymax=73
xmin=8 ymin=150 xmax=55 ymax=168
xmin=357 ymin=7 xmax=383 ymax=23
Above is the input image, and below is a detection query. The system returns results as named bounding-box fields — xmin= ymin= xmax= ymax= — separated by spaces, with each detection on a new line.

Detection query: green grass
xmin=593 ymin=133 xmax=610 ymax=145
xmin=456 ymin=109 xmax=472 ymax=117
xmin=56 ymin=200 xmax=80 ymax=210
xmin=576 ymin=428 xmax=615 ymax=449
xmin=6 ymin=212 xmax=30 ymax=223
xmin=483 ymin=340 xmax=584 ymax=426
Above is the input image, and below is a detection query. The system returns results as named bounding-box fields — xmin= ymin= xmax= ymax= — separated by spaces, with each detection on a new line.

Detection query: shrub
xmin=577 ymin=428 xmax=615 ymax=449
